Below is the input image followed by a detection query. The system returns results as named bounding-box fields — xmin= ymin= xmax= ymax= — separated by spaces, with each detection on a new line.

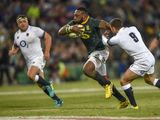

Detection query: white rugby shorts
xmin=84 ymin=48 xmax=109 ymax=76
xmin=27 ymin=56 xmax=46 ymax=72
xmin=129 ymin=54 xmax=155 ymax=76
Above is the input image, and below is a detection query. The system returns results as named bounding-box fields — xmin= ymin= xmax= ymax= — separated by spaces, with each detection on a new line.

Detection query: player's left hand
xmin=103 ymin=30 xmax=113 ymax=39
xmin=103 ymin=30 xmax=110 ymax=39
xmin=44 ymin=52 xmax=50 ymax=61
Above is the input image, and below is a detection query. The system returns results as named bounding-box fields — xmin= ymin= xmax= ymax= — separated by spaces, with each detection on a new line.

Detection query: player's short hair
xmin=76 ymin=7 xmax=89 ymax=15
xmin=16 ymin=15 xmax=28 ymax=22
xmin=110 ymin=18 xmax=123 ymax=29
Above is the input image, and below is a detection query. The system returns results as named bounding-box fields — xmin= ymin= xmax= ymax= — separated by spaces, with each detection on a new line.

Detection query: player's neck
xmin=20 ymin=26 xmax=29 ymax=32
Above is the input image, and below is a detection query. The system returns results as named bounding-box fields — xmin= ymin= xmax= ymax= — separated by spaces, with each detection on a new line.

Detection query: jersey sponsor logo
xmin=140 ymin=70 xmax=145 ymax=75
xmin=20 ymin=40 xmax=28 ymax=48
xmin=80 ymin=25 xmax=91 ymax=39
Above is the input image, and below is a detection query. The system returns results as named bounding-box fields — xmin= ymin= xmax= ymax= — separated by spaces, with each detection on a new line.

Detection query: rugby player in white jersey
xmin=103 ymin=18 xmax=160 ymax=109
xmin=9 ymin=15 xmax=63 ymax=107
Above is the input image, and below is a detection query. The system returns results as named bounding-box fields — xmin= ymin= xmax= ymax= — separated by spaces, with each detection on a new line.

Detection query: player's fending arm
xmin=149 ymin=38 xmax=159 ymax=51
xmin=44 ymin=32 xmax=52 ymax=61
xmin=8 ymin=44 xmax=19 ymax=56
xmin=99 ymin=20 xmax=111 ymax=30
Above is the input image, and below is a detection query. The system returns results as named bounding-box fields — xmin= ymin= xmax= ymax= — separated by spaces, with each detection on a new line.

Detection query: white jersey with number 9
xmin=108 ymin=26 xmax=155 ymax=76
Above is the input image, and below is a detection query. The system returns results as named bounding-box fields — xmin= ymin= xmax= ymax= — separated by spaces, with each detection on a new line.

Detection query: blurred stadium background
xmin=0 ymin=0 xmax=160 ymax=85
xmin=0 ymin=0 xmax=160 ymax=119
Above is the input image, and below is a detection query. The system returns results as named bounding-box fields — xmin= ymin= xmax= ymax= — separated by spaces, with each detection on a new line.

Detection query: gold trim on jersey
xmin=81 ymin=16 xmax=90 ymax=25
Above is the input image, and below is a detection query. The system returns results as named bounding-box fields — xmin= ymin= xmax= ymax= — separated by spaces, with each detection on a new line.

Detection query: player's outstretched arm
xmin=99 ymin=20 xmax=111 ymax=30
xmin=149 ymin=38 xmax=159 ymax=52
xmin=44 ymin=32 xmax=52 ymax=61
xmin=8 ymin=44 xmax=19 ymax=56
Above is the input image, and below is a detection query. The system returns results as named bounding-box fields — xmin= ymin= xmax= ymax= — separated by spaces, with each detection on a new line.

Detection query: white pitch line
xmin=0 ymin=86 xmax=157 ymax=95
xmin=0 ymin=116 xmax=160 ymax=120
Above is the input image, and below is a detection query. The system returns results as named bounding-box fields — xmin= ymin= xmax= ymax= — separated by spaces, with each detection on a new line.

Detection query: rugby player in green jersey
xmin=58 ymin=7 xmax=128 ymax=109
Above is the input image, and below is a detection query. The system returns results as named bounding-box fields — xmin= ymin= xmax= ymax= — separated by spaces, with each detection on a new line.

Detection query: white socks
xmin=122 ymin=84 xmax=131 ymax=90
xmin=34 ymin=75 xmax=39 ymax=82
xmin=153 ymin=78 xmax=159 ymax=86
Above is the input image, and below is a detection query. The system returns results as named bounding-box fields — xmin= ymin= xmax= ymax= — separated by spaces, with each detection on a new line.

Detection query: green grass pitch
xmin=0 ymin=78 xmax=160 ymax=117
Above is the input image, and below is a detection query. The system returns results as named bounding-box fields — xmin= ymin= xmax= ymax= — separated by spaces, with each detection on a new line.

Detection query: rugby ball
xmin=68 ymin=32 xmax=80 ymax=38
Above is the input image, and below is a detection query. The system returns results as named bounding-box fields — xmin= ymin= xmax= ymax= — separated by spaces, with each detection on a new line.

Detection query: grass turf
xmin=0 ymin=78 xmax=160 ymax=117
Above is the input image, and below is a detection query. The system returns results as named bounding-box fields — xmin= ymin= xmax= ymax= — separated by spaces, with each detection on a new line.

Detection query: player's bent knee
xmin=27 ymin=72 xmax=36 ymax=80
xmin=83 ymin=65 xmax=95 ymax=76
xmin=120 ymin=79 xmax=125 ymax=85
xmin=144 ymin=79 xmax=150 ymax=84
xmin=82 ymin=67 xmax=90 ymax=76
xmin=120 ymin=78 xmax=130 ymax=85
xmin=144 ymin=78 xmax=153 ymax=85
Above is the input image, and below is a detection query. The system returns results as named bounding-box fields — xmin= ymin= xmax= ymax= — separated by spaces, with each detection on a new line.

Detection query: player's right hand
xmin=44 ymin=51 xmax=50 ymax=61
xmin=8 ymin=50 xmax=14 ymax=56
xmin=71 ymin=25 xmax=84 ymax=33
xmin=103 ymin=30 xmax=112 ymax=39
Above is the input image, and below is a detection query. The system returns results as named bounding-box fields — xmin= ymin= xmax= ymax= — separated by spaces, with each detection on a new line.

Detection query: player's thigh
xmin=27 ymin=57 xmax=45 ymax=77
xmin=83 ymin=59 xmax=95 ymax=74
xmin=27 ymin=66 xmax=40 ymax=79
xmin=84 ymin=49 xmax=109 ymax=74
xmin=121 ymin=69 xmax=139 ymax=85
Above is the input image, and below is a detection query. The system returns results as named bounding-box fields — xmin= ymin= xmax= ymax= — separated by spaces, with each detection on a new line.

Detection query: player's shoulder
xmin=89 ymin=17 xmax=100 ymax=22
xmin=129 ymin=26 xmax=137 ymax=30
xmin=14 ymin=29 xmax=21 ymax=37
xmin=29 ymin=26 xmax=45 ymax=34
xmin=29 ymin=25 xmax=41 ymax=31
xmin=90 ymin=17 xmax=97 ymax=20
xmin=120 ymin=26 xmax=138 ymax=34
xmin=125 ymin=26 xmax=138 ymax=33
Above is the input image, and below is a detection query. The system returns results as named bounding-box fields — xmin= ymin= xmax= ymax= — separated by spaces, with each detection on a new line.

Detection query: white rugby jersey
xmin=108 ymin=26 xmax=153 ymax=61
xmin=14 ymin=26 xmax=44 ymax=62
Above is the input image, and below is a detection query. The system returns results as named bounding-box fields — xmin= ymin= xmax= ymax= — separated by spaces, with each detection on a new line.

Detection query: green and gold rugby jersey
xmin=68 ymin=17 xmax=105 ymax=54
xmin=157 ymin=31 xmax=160 ymax=40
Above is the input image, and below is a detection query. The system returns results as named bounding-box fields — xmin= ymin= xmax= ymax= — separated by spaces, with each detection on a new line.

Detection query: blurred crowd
xmin=0 ymin=0 xmax=160 ymax=85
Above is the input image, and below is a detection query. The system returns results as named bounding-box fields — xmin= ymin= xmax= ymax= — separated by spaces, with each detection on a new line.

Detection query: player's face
xmin=73 ymin=10 xmax=84 ymax=24
xmin=17 ymin=19 xmax=29 ymax=31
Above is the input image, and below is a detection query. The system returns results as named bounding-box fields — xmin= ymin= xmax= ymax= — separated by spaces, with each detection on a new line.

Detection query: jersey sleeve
xmin=91 ymin=18 xmax=100 ymax=28
xmin=157 ymin=32 xmax=160 ymax=40
xmin=33 ymin=27 xmax=45 ymax=38
xmin=107 ymin=34 xmax=120 ymax=46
